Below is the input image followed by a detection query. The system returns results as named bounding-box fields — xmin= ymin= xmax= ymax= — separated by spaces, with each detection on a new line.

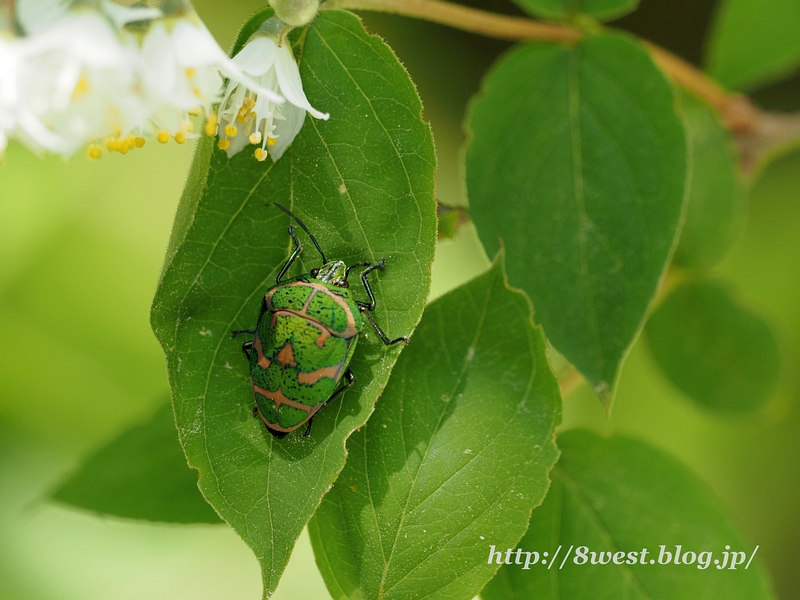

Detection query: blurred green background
xmin=1 ymin=0 xmax=798 ymax=598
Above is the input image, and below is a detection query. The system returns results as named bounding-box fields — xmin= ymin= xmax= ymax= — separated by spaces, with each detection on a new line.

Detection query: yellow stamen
xmin=157 ymin=131 xmax=170 ymax=144
xmin=236 ymin=99 xmax=255 ymax=123
xmin=186 ymin=67 xmax=196 ymax=78
xmin=134 ymin=137 xmax=146 ymax=148
xmin=254 ymin=148 xmax=268 ymax=162
xmin=218 ymin=139 xmax=230 ymax=150
xmin=87 ymin=145 xmax=102 ymax=160
xmin=204 ymin=114 xmax=218 ymax=136
xmin=267 ymin=136 xmax=277 ymax=147
xmin=224 ymin=125 xmax=238 ymax=137
xmin=249 ymin=131 xmax=262 ymax=145
xmin=175 ymin=132 xmax=187 ymax=144
xmin=188 ymin=107 xmax=201 ymax=116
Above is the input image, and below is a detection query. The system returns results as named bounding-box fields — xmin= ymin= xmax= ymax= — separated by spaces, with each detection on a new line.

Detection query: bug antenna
xmin=271 ymin=203 xmax=327 ymax=263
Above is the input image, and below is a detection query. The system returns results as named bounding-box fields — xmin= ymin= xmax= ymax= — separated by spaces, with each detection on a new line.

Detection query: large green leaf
xmin=707 ymin=0 xmax=800 ymax=91
xmin=150 ymin=9 xmax=436 ymax=597
xmin=510 ymin=0 xmax=639 ymax=21
xmin=308 ymin=257 xmax=562 ymax=600
xmin=50 ymin=403 xmax=220 ymax=524
xmin=645 ymin=280 xmax=781 ymax=413
xmin=465 ymin=33 xmax=687 ymax=405
xmin=482 ymin=430 xmax=775 ymax=600
xmin=673 ymin=91 xmax=746 ymax=271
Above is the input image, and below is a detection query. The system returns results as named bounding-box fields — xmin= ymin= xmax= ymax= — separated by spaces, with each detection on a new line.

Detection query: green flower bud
xmin=270 ymin=0 xmax=319 ymax=27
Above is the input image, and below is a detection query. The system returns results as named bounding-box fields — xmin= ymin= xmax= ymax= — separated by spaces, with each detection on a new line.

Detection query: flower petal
xmin=172 ymin=20 xmax=229 ymax=68
xmin=141 ymin=23 xmax=178 ymax=98
xmin=274 ymin=43 xmax=328 ymax=120
xmin=101 ymin=1 xmax=161 ymax=29
xmin=218 ymin=60 xmax=284 ymax=105
xmin=232 ymin=37 xmax=277 ymax=77
xmin=270 ymin=100 xmax=305 ymax=161
xmin=15 ymin=0 xmax=67 ymax=35
xmin=16 ymin=105 xmax=68 ymax=152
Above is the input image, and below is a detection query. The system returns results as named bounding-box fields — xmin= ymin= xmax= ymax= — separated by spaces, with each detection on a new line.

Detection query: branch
xmin=0 ymin=0 xmax=14 ymax=27
xmin=558 ymin=365 xmax=584 ymax=398
xmin=322 ymin=0 xmax=762 ymax=134
xmin=322 ymin=0 xmax=581 ymax=42
xmin=643 ymin=43 xmax=761 ymax=135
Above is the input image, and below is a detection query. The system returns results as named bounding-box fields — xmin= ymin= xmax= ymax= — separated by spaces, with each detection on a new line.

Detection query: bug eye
xmin=310 ymin=268 xmax=319 ymax=277
xmin=336 ymin=280 xmax=349 ymax=288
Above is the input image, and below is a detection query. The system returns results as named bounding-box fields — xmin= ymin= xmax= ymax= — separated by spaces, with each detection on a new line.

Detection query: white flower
xmin=139 ymin=13 xmax=284 ymax=143
xmin=0 ymin=38 xmax=17 ymax=154
xmin=15 ymin=0 xmax=68 ymax=36
xmin=2 ymin=3 xmax=300 ymax=159
xmin=0 ymin=29 xmax=76 ymax=155
xmin=217 ymin=32 xmax=329 ymax=162
xmin=13 ymin=7 xmax=143 ymax=155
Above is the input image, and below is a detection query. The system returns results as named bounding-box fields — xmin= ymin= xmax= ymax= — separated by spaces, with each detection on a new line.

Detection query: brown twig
xmin=325 ymin=0 xmax=800 ymax=174
xmin=643 ymin=43 xmax=762 ymax=134
xmin=322 ymin=0 xmax=765 ymax=133
xmin=735 ymin=111 xmax=800 ymax=173
xmin=322 ymin=0 xmax=581 ymax=42
xmin=558 ymin=365 xmax=584 ymax=398
xmin=0 ymin=0 xmax=14 ymax=28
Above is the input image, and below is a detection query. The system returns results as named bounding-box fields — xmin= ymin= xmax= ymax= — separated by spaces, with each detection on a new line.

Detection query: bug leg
xmin=231 ymin=329 xmax=256 ymax=360
xmin=345 ymin=261 xmax=371 ymax=281
xmin=356 ymin=258 xmax=386 ymax=311
xmin=355 ymin=259 xmax=409 ymax=346
xmin=231 ymin=329 xmax=256 ymax=337
xmin=276 ymin=225 xmax=303 ymax=283
xmin=361 ymin=309 xmax=409 ymax=346
xmin=303 ymin=370 xmax=357 ymax=438
xmin=327 ymin=369 xmax=356 ymax=403
xmin=252 ymin=406 xmax=259 ymax=418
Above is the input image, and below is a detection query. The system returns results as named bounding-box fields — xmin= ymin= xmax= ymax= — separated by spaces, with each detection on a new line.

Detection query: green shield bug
xmin=232 ymin=203 xmax=407 ymax=438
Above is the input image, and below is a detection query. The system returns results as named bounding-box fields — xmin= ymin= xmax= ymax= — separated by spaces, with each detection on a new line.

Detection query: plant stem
xmin=322 ymin=0 xmax=761 ymax=133
xmin=558 ymin=365 xmax=584 ymax=398
xmin=1 ymin=0 xmax=14 ymax=25
xmin=322 ymin=0 xmax=581 ymax=42
xmin=644 ymin=43 xmax=760 ymax=134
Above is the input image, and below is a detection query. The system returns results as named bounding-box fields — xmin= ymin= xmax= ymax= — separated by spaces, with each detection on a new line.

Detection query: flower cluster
xmin=0 ymin=0 xmax=327 ymax=162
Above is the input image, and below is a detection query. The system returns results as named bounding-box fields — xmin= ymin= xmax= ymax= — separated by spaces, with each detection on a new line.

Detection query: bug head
xmin=312 ymin=261 xmax=349 ymax=287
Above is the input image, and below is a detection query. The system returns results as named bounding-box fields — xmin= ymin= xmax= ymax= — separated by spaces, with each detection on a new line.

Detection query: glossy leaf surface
xmin=466 ymin=33 xmax=686 ymax=405
xmin=309 ymin=258 xmax=562 ymax=600
xmin=150 ymin=9 xmax=436 ymax=597
xmin=482 ymin=430 xmax=775 ymax=600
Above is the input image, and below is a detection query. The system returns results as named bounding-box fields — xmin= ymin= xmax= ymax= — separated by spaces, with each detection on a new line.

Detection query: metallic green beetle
xmin=232 ymin=203 xmax=407 ymax=438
